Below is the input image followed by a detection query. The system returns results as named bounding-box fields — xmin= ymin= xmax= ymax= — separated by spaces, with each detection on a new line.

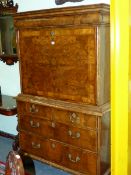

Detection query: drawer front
xmin=19 ymin=131 xmax=63 ymax=163
xmin=20 ymin=131 xmax=97 ymax=175
xmin=62 ymin=146 xmax=97 ymax=175
xmin=53 ymin=108 xmax=98 ymax=129
xmin=19 ymin=116 xmax=55 ymax=138
xmin=54 ymin=122 xmax=97 ymax=152
xmin=20 ymin=131 xmax=47 ymax=158
xmin=20 ymin=27 xmax=97 ymax=105
xmin=17 ymin=101 xmax=52 ymax=120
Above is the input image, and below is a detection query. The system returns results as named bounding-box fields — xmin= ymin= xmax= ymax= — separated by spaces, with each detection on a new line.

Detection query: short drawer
xmin=20 ymin=131 xmax=47 ymax=159
xmin=53 ymin=109 xmax=98 ymax=129
xmin=19 ymin=116 xmax=55 ymax=138
xmin=54 ymin=122 xmax=97 ymax=152
xmin=20 ymin=131 xmax=97 ymax=175
xmin=20 ymin=131 xmax=65 ymax=164
xmin=17 ymin=101 xmax=52 ymax=120
xmin=62 ymin=146 xmax=97 ymax=175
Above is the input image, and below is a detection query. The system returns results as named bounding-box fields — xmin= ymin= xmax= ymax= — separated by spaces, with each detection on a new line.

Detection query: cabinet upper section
xmin=14 ymin=4 xmax=110 ymax=106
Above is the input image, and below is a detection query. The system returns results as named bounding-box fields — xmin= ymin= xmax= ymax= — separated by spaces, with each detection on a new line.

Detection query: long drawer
xmin=17 ymin=101 xmax=98 ymax=129
xmin=20 ymin=131 xmax=98 ymax=175
xmin=19 ymin=115 xmax=97 ymax=152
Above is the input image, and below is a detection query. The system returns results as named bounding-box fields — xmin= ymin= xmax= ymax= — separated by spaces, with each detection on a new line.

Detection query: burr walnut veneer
xmin=14 ymin=4 xmax=110 ymax=175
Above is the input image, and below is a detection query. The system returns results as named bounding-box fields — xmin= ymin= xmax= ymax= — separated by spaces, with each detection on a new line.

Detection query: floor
xmin=0 ymin=136 xmax=71 ymax=175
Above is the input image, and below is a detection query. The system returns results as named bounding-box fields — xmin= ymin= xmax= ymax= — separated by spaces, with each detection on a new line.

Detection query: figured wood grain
xmin=14 ymin=4 xmax=110 ymax=175
xmin=19 ymin=28 xmax=97 ymax=104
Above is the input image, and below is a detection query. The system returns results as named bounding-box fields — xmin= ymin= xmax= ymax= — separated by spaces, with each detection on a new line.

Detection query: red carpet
xmin=0 ymin=160 xmax=5 ymax=174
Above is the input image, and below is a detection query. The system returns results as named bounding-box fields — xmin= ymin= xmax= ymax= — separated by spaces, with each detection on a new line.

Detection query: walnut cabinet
xmin=14 ymin=4 xmax=110 ymax=175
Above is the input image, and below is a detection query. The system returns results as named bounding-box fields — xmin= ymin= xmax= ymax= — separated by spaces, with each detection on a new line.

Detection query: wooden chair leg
xmin=5 ymin=151 xmax=25 ymax=175
xmin=5 ymin=151 xmax=36 ymax=175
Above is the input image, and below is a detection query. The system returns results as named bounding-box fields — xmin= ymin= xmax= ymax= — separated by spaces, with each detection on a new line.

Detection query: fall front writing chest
xmin=14 ymin=3 xmax=110 ymax=175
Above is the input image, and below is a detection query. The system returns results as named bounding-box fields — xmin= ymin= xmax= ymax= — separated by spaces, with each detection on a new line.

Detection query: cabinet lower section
xmin=16 ymin=94 xmax=110 ymax=175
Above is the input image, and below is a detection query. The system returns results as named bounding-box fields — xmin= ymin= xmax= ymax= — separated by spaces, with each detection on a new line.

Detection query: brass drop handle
xmin=29 ymin=104 xmax=38 ymax=113
xmin=68 ymin=154 xmax=80 ymax=163
xmin=51 ymin=143 xmax=56 ymax=149
xmin=51 ymin=122 xmax=56 ymax=128
xmin=30 ymin=120 xmax=40 ymax=128
xmin=68 ymin=130 xmax=80 ymax=139
xmin=69 ymin=113 xmax=80 ymax=124
xmin=31 ymin=142 xmax=40 ymax=149
xmin=50 ymin=31 xmax=55 ymax=45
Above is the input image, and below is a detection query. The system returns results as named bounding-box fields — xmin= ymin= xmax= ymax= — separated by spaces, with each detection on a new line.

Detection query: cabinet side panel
xmin=97 ymin=26 xmax=110 ymax=105
xmin=100 ymin=111 xmax=110 ymax=174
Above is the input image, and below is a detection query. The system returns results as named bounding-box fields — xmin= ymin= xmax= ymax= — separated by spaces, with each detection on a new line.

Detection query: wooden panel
xmin=53 ymin=108 xmax=98 ymax=129
xmin=97 ymin=26 xmax=110 ymax=105
xmin=19 ymin=28 xmax=97 ymax=105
